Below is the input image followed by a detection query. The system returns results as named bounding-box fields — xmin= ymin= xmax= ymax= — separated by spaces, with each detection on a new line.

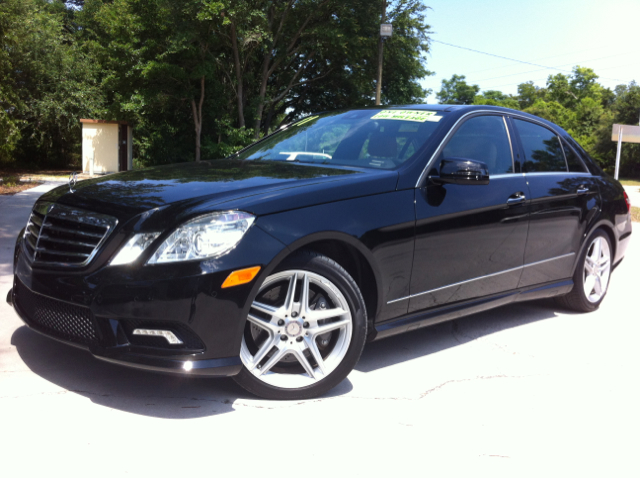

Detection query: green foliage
xmin=594 ymin=81 xmax=640 ymax=176
xmin=436 ymin=74 xmax=479 ymax=105
xmin=438 ymin=66 xmax=640 ymax=177
xmin=1 ymin=176 xmax=20 ymax=187
xmin=0 ymin=0 xmax=103 ymax=167
xmin=517 ymin=81 xmax=546 ymax=109
xmin=2 ymin=0 xmax=434 ymax=167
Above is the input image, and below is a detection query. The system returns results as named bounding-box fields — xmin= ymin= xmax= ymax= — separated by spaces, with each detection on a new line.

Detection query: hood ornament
xmin=68 ymin=171 xmax=78 ymax=193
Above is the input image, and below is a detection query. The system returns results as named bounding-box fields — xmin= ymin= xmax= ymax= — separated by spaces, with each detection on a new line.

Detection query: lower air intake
xmin=15 ymin=280 xmax=102 ymax=347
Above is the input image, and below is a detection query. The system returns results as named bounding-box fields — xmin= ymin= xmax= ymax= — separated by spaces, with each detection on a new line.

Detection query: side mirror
xmin=433 ymin=157 xmax=489 ymax=185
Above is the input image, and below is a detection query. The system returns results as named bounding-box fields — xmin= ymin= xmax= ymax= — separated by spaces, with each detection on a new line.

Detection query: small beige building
xmin=81 ymin=119 xmax=133 ymax=174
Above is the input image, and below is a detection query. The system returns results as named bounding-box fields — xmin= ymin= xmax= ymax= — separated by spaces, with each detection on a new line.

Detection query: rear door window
xmin=513 ymin=119 xmax=567 ymax=172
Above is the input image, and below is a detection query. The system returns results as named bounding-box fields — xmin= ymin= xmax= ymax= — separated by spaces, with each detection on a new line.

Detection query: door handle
xmin=577 ymin=186 xmax=589 ymax=195
xmin=507 ymin=192 xmax=526 ymax=205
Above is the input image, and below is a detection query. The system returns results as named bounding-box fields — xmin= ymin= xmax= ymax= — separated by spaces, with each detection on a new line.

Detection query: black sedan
xmin=7 ymin=105 xmax=633 ymax=400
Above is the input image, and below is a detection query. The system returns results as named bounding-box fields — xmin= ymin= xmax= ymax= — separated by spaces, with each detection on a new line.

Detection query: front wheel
xmin=233 ymin=251 xmax=368 ymax=400
xmin=557 ymin=228 xmax=612 ymax=312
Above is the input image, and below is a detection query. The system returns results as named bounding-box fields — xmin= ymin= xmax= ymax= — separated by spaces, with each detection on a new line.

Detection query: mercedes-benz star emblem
xmin=68 ymin=171 xmax=78 ymax=193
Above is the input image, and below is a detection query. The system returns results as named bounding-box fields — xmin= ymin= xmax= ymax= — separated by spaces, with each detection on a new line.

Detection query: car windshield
xmin=235 ymin=109 xmax=446 ymax=169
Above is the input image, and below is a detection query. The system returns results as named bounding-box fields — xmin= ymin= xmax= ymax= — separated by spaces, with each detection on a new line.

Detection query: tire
xmin=233 ymin=251 xmax=368 ymax=400
xmin=556 ymin=228 xmax=612 ymax=312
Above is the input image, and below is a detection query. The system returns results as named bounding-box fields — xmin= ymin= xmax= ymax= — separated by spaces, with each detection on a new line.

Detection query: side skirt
xmin=372 ymin=279 xmax=573 ymax=341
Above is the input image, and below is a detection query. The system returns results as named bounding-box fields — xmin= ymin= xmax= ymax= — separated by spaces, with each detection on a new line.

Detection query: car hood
xmin=40 ymin=159 xmax=398 ymax=222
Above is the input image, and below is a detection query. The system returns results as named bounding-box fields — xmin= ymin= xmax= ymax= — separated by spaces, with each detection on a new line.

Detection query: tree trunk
xmin=230 ymin=21 xmax=245 ymax=128
xmin=264 ymin=104 xmax=275 ymax=134
xmin=253 ymin=54 xmax=272 ymax=139
xmin=191 ymin=76 xmax=205 ymax=162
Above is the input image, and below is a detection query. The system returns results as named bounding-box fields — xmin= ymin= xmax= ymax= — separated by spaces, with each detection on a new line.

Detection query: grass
xmin=632 ymin=206 xmax=640 ymax=223
xmin=0 ymin=175 xmax=42 ymax=195
xmin=619 ymin=178 xmax=640 ymax=187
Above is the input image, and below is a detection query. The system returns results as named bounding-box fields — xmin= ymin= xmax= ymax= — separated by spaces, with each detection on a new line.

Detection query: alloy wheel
xmin=582 ymin=236 xmax=611 ymax=303
xmin=240 ymin=269 xmax=353 ymax=389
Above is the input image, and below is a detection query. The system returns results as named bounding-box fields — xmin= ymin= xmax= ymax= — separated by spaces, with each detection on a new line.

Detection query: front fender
xmin=255 ymin=190 xmax=416 ymax=323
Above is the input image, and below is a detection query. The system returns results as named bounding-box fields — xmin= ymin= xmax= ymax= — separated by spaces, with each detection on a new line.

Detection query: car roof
xmin=312 ymin=104 xmax=565 ymax=135
xmin=391 ymin=104 xmax=564 ymax=132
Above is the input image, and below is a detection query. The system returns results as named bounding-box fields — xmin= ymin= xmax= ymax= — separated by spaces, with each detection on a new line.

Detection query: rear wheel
xmin=233 ymin=251 xmax=367 ymax=400
xmin=557 ymin=228 xmax=612 ymax=312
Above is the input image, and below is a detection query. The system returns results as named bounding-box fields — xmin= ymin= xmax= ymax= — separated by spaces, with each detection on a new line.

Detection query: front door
xmin=409 ymin=114 xmax=529 ymax=313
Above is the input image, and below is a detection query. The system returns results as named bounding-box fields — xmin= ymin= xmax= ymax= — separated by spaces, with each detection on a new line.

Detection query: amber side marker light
xmin=221 ymin=266 xmax=261 ymax=288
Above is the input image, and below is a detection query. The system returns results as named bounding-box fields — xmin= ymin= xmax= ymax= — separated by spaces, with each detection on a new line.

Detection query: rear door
xmin=408 ymin=113 xmax=529 ymax=313
xmin=510 ymin=117 xmax=599 ymax=287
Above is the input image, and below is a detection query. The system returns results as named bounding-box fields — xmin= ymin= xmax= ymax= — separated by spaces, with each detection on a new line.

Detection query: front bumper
xmin=8 ymin=282 xmax=242 ymax=377
xmin=9 ymin=223 xmax=287 ymax=378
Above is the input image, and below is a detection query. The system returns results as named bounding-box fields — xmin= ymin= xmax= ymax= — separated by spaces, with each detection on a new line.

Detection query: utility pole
xmin=376 ymin=1 xmax=389 ymax=105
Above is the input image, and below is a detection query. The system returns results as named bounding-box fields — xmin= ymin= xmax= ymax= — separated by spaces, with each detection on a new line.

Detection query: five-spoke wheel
xmin=558 ymin=228 xmax=613 ymax=312
xmin=234 ymin=252 xmax=367 ymax=400
xmin=582 ymin=235 xmax=611 ymax=303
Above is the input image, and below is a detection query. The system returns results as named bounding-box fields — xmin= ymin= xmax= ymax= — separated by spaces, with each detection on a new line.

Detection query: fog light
xmin=132 ymin=329 xmax=183 ymax=345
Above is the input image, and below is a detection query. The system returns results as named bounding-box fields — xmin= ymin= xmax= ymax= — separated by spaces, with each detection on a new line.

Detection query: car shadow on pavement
xmin=10 ymin=325 xmax=353 ymax=419
xmin=11 ymin=298 xmax=573 ymax=419
xmin=356 ymin=298 xmax=577 ymax=373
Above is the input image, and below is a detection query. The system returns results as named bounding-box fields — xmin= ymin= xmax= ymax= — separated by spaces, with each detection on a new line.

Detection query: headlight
xmin=111 ymin=233 xmax=161 ymax=265
xmin=147 ymin=211 xmax=255 ymax=264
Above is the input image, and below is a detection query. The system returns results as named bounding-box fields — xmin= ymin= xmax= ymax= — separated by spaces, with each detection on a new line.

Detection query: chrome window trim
xmin=523 ymin=171 xmax=593 ymax=177
xmin=387 ymin=252 xmax=575 ymax=304
xmin=490 ymin=173 xmax=525 ymax=179
xmin=558 ymin=133 xmax=570 ymax=171
xmin=502 ymin=116 xmax=516 ymax=173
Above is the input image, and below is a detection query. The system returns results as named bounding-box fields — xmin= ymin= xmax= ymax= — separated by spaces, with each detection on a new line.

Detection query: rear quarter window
xmin=560 ymin=139 xmax=588 ymax=173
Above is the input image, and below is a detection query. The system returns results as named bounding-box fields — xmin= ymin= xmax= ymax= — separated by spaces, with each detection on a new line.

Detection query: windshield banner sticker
xmin=294 ymin=115 xmax=319 ymax=127
xmin=371 ymin=110 xmax=441 ymax=122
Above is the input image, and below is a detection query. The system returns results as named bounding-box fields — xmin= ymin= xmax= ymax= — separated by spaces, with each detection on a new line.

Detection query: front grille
xmin=24 ymin=202 xmax=117 ymax=267
xmin=15 ymin=280 xmax=102 ymax=347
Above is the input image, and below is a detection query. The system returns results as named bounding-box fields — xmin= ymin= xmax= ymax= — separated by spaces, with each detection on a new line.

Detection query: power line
xmin=470 ymin=52 xmax=632 ymax=84
xmin=481 ymin=62 xmax=637 ymax=91
xmin=431 ymin=39 xmax=630 ymax=83
xmin=464 ymin=45 xmax=611 ymax=75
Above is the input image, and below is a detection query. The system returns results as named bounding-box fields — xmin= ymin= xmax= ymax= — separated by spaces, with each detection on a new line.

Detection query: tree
xmin=517 ymin=81 xmax=546 ymax=109
xmin=436 ymin=74 xmax=479 ymax=105
xmin=0 ymin=0 xmax=103 ymax=167
xmin=3 ymin=0 xmax=434 ymax=167
xmin=473 ymin=89 xmax=519 ymax=110
xmin=594 ymin=81 xmax=640 ymax=175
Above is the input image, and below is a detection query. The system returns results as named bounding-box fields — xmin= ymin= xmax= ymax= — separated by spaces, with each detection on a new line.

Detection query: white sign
xmin=611 ymin=123 xmax=640 ymax=179
xmin=380 ymin=24 xmax=393 ymax=37
xmin=611 ymin=124 xmax=640 ymax=144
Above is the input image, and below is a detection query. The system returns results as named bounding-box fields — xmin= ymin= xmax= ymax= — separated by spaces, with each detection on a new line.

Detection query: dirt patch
xmin=631 ymin=206 xmax=640 ymax=223
xmin=0 ymin=169 xmax=73 ymax=183
xmin=0 ymin=176 xmax=43 ymax=195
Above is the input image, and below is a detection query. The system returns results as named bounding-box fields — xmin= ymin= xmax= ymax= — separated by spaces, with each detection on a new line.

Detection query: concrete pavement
xmin=624 ymin=185 xmax=640 ymax=207
xmin=0 ymin=184 xmax=638 ymax=477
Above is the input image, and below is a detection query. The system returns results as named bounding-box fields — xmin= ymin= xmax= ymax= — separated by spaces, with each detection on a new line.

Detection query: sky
xmin=418 ymin=0 xmax=640 ymax=102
